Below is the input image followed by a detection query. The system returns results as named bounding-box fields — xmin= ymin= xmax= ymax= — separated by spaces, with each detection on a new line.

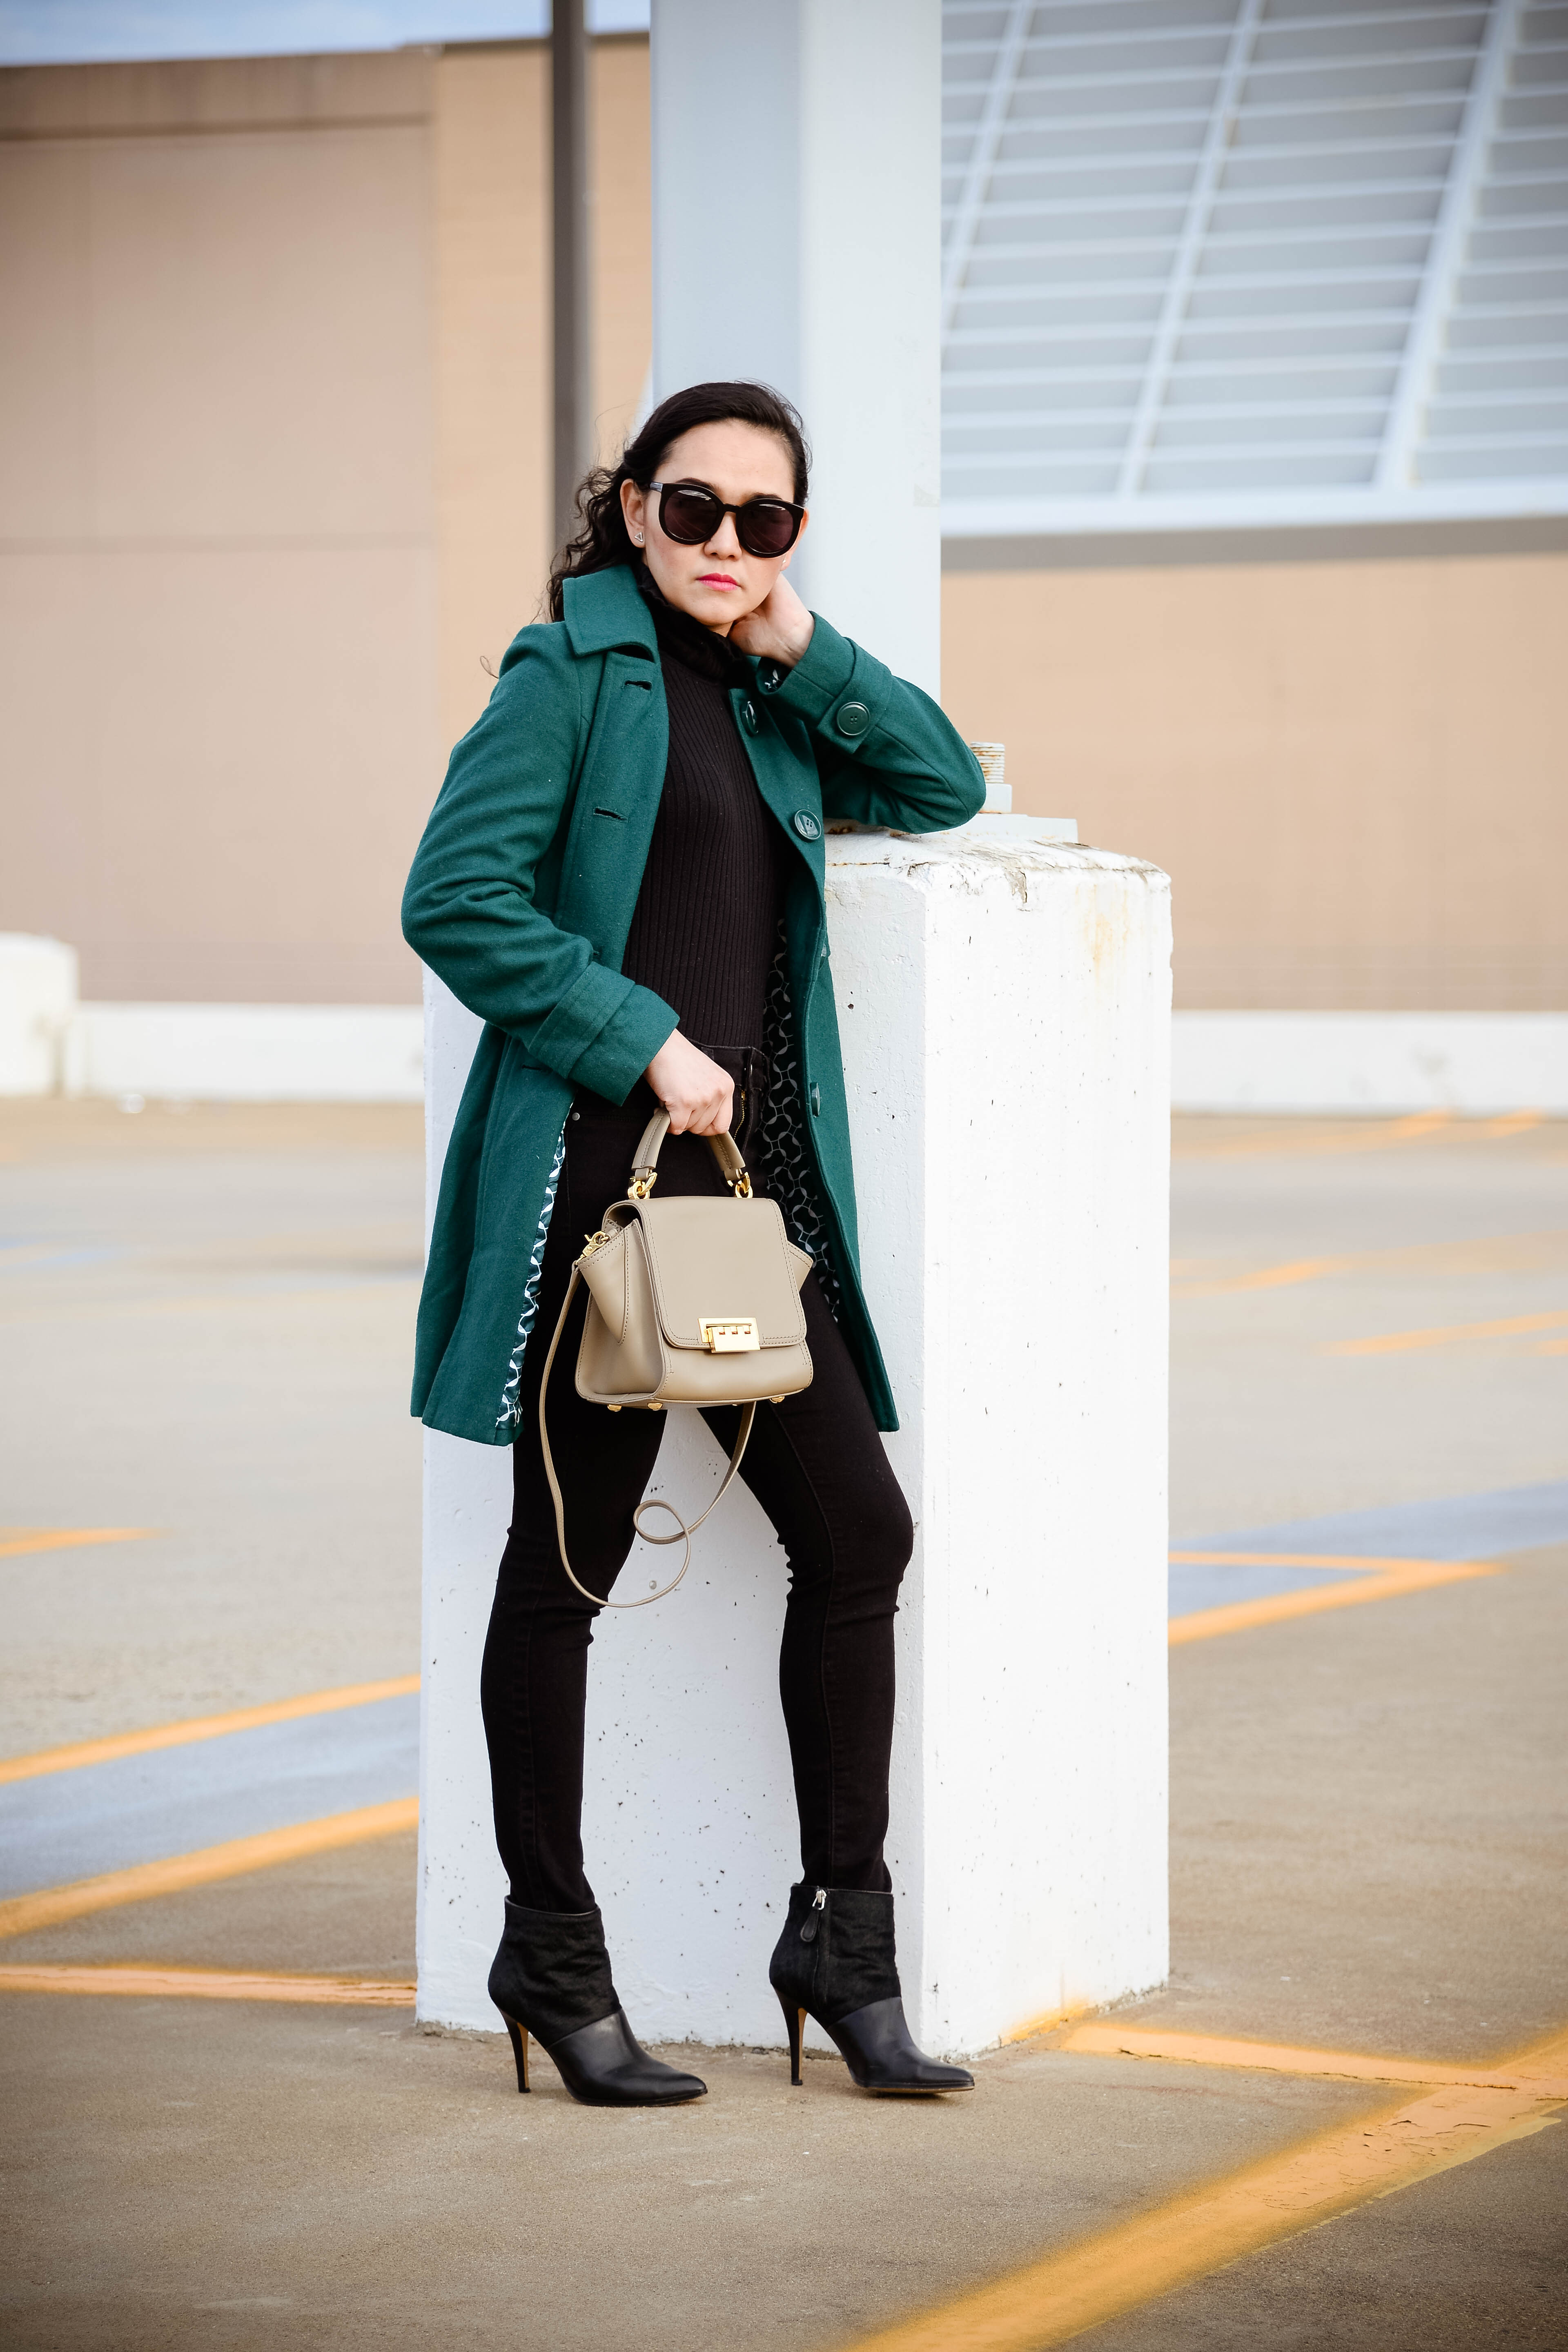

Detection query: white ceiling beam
xmin=940 ymin=0 xmax=1031 ymax=339
xmin=1375 ymin=0 xmax=1523 ymax=491
xmin=1114 ymin=0 xmax=1267 ymax=501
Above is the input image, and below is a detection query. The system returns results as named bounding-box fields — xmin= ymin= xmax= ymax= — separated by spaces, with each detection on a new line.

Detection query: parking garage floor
xmin=2 ymin=1100 xmax=1564 ymax=2350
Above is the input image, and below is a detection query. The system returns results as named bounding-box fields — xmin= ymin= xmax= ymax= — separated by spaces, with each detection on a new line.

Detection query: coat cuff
xmin=529 ymin=960 xmax=677 ymax=1102
xmin=757 ymin=616 xmax=890 ymax=739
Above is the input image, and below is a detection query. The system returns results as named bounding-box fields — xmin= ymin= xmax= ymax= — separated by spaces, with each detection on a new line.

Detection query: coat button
xmin=793 ymin=810 xmax=822 ymax=842
xmin=835 ymin=700 xmax=870 ymax=737
xmin=810 ymin=1082 xmax=822 ymax=1116
xmin=741 ymin=699 xmax=760 ymax=734
xmin=758 ymin=664 xmax=782 ymax=693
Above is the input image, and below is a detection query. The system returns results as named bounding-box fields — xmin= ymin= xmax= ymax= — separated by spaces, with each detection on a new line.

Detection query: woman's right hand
xmin=645 ymin=1033 xmax=734 ymax=1137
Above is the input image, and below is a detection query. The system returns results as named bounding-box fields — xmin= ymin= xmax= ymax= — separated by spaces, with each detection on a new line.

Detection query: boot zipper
xmin=800 ymin=1886 xmax=827 ymax=1943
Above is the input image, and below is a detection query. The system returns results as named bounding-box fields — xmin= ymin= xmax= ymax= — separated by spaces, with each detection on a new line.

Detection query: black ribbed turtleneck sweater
xmin=619 ymin=567 xmax=786 ymax=1050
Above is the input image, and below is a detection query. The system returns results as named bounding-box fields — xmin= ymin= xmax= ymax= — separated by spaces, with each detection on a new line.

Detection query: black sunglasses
xmin=646 ymin=480 xmax=805 ymax=559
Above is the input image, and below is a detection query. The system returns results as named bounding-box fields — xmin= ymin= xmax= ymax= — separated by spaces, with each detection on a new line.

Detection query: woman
xmin=403 ymin=381 xmax=984 ymax=2108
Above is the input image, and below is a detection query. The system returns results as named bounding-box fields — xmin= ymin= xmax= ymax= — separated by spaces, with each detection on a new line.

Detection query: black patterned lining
xmin=761 ymin=924 xmax=844 ymax=1323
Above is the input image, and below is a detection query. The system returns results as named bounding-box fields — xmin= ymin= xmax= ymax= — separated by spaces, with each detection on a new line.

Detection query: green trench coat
xmin=402 ymin=563 xmax=984 ymax=1447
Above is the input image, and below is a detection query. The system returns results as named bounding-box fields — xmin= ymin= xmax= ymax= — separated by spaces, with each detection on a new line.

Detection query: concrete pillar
xmin=650 ymin=0 xmax=942 ymax=690
xmin=417 ymin=823 xmax=1170 ymax=2050
xmin=0 ymin=935 xmax=78 ymax=1096
xmin=415 ymin=0 xmax=1170 ymax=2053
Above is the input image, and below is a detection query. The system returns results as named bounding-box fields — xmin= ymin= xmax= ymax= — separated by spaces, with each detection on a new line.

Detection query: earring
xmin=634 ymin=533 xmax=644 ymax=544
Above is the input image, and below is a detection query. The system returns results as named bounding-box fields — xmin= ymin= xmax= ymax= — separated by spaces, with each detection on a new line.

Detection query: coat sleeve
xmin=401 ymin=630 xmax=678 ymax=1104
xmin=756 ymin=616 xmax=987 ymax=832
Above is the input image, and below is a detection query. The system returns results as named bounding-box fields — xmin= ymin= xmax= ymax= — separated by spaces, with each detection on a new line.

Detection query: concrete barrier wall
xmin=417 ymin=820 xmax=1172 ymax=2056
xmin=1171 ymin=1010 xmax=1568 ymax=1116
xmin=6 ymin=955 xmax=1558 ymax=1116
xmin=59 ymin=1003 xmax=424 ymax=1103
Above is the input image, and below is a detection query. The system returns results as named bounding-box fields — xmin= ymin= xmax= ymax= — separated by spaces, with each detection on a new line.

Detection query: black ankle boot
xmin=768 ymin=1884 xmax=973 ymax=2096
xmin=488 ymin=1900 xmax=706 ymax=2107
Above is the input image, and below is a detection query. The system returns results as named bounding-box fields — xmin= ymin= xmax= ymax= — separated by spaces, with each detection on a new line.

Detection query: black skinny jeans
xmin=481 ymin=1075 xmax=913 ymax=1914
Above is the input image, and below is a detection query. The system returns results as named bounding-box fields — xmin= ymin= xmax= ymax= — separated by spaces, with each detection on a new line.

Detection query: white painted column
xmin=417 ymin=828 xmax=1170 ymax=2051
xmin=416 ymin=0 xmax=1170 ymax=2053
xmin=650 ymin=0 xmax=942 ymax=689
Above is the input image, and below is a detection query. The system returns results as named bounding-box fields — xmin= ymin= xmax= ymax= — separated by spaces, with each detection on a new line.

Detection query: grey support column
xmin=552 ymin=0 xmax=592 ymax=552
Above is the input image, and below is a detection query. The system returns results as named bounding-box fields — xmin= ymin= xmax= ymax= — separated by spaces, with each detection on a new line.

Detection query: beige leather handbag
xmin=537 ymin=1109 xmax=814 ymax=1608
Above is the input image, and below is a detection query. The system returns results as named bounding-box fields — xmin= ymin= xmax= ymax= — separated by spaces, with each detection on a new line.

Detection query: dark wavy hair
xmin=545 ymin=380 xmax=810 ymax=623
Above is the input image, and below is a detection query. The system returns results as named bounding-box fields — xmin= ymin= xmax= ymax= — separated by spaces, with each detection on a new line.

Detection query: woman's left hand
xmin=729 ymin=570 xmax=815 ymax=669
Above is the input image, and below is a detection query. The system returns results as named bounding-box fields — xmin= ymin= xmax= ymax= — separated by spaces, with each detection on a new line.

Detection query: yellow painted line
xmin=1477 ymin=1110 xmax=1544 ymax=1138
xmin=1176 ymin=1254 xmax=1357 ymax=1296
xmin=1174 ymin=1226 xmax=1568 ymax=1298
xmin=1168 ymin=1558 xmax=1499 ymax=1646
xmin=998 ymin=1998 xmax=1098 ymax=2048
xmin=0 ymin=1673 xmax=421 ymax=1786
xmin=0 ymin=1798 xmax=419 ymax=1942
xmin=1057 ymin=2025 xmax=1568 ymax=2098
xmin=0 ymin=1963 xmax=415 ymax=2006
xmin=1330 ymin=1307 xmax=1568 ymax=1357
xmin=840 ymin=2031 xmax=1568 ymax=2352
xmin=0 ymin=1527 xmax=155 ymax=1561
xmin=1172 ymin=1111 xmax=1453 ymax=1163
xmin=1174 ymin=1549 xmax=1424 ymax=1569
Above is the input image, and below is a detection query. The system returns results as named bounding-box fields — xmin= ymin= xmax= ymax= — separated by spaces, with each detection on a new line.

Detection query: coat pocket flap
xmin=635 ymin=1196 xmax=809 ymax=1350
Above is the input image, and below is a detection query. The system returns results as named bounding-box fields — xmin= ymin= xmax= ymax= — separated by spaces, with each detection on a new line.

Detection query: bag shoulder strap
xmin=536 ymin=1262 xmax=755 ymax=1610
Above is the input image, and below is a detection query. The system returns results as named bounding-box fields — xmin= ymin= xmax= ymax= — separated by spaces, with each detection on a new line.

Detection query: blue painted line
xmin=1184 ymin=1479 xmax=1568 ymax=1565
xmin=0 ymin=1245 xmax=121 ymax=1272
xmin=1170 ymin=1479 xmax=1568 ymax=1618
xmin=0 ymin=1693 xmax=418 ymax=1899
xmin=1168 ymin=1562 xmax=1371 ymax=1617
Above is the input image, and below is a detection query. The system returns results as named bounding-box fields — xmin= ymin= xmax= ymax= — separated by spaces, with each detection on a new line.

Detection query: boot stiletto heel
xmin=779 ymin=1990 xmax=805 ymax=2087
xmin=499 ymin=2010 xmax=530 ymax=2093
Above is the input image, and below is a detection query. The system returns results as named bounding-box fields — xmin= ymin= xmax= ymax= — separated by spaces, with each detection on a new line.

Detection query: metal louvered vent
xmin=940 ymin=0 xmax=1568 ymax=535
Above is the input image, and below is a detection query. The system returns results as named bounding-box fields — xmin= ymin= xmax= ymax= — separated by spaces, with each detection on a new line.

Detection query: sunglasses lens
xmin=737 ymin=501 xmax=800 ymax=558
xmin=659 ymin=486 xmax=722 ymax=543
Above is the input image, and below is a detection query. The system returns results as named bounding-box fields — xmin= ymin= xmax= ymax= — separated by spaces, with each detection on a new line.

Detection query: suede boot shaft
xmin=769 ymin=1882 xmax=901 ymax=2028
xmin=487 ymin=1900 xmax=617 ymax=2047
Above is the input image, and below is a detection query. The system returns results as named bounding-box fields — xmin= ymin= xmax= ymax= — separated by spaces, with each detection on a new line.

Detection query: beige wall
xmin=434 ymin=34 xmax=652 ymax=755
xmin=1 ymin=53 xmax=439 ymax=1003
xmin=0 ymin=38 xmax=653 ymax=1006
xmin=942 ymin=552 xmax=1568 ymax=1012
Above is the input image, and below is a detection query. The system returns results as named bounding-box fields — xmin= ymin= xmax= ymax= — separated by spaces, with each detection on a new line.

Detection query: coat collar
xmin=561 ymin=564 xmax=658 ymax=659
xmin=560 ymin=564 xmax=760 ymax=683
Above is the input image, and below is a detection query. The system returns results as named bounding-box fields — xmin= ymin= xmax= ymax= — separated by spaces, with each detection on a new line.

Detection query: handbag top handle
xmin=628 ymin=1109 xmax=753 ymax=1202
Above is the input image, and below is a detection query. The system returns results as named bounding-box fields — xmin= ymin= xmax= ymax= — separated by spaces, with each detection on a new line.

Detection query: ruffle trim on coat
xmin=496 ymin=1122 xmax=567 ymax=1430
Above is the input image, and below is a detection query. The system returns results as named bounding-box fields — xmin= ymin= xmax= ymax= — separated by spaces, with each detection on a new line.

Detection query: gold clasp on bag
xmin=699 ymin=1317 xmax=761 ymax=1354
